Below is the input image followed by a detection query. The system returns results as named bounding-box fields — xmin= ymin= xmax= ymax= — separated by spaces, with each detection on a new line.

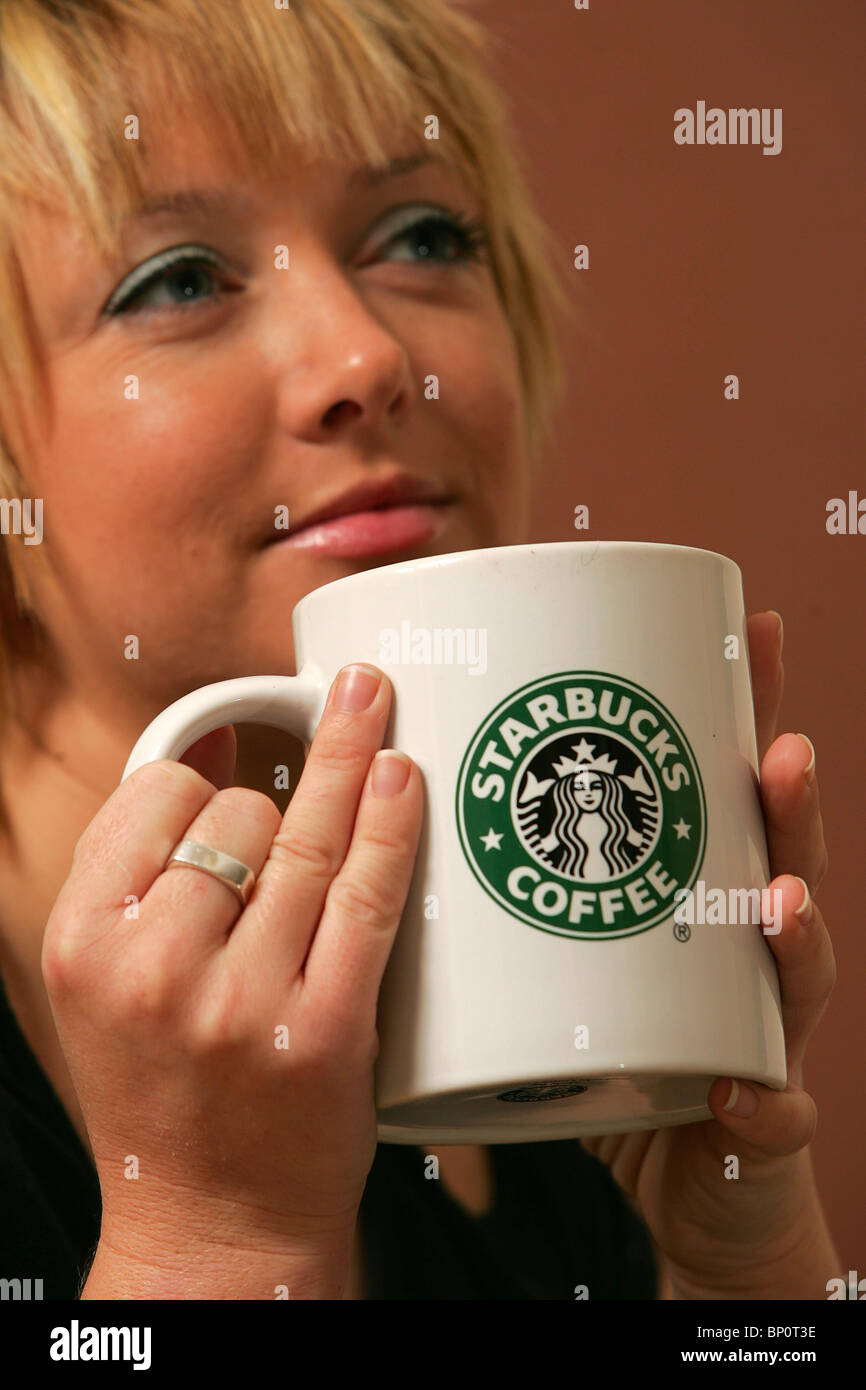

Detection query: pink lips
xmin=277 ymin=501 xmax=452 ymax=558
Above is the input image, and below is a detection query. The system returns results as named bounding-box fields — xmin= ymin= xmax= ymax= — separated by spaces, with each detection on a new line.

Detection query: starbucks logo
xmin=514 ymin=728 xmax=662 ymax=881
xmin=455 ymin=672 xmax=706 ymax=939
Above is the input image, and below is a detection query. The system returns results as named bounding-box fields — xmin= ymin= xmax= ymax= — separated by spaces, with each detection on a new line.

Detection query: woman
xmin=0 ymin=0 xmax=838 ymax=1299
xmin=530 ymin=767 xmax=648 ymax=879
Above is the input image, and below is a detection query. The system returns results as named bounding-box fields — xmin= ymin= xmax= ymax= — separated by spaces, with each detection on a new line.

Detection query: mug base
xmin=375 ymin=1069 xmax=757 ymax=1144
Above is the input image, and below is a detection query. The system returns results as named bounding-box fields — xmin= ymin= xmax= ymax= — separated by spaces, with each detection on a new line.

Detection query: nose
xmin=272 ymin=259 xmax=415 ymax=444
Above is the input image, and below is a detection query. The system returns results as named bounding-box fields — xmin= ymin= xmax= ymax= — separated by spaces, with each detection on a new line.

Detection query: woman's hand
xmin=579 ymin=612 xmax=839 ymax=1297
xmin=42 ymin=663 xmax=422 ymax=1295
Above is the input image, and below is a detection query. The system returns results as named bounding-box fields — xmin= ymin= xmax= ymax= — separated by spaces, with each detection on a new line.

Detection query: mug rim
xmin=293 ymin=539 xmax=742 ymax=614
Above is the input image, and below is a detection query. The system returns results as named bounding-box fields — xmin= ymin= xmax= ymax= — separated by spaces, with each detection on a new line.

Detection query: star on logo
xmin=573 ymin=737 xmax=597 ymax=762
xmin=673 ymin=819 xmax=691 ymax=839
xmin=480 ymin=828 xmax=503 ymax=851
xmin=550 ymin=738 xmax=619 ymax=778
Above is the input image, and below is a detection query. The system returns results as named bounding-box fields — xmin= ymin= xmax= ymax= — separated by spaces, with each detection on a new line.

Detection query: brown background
xmin=476 ymin=0 xmax=864 ymax=1268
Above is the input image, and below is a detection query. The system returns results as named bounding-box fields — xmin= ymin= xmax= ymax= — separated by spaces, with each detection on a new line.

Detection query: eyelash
xmin=102 ymin=209 xmax=489 ymax=318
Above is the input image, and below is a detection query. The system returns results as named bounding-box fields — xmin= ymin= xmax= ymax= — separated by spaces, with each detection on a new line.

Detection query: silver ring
xmin=164 ymin=839 xmax=256 ymax=907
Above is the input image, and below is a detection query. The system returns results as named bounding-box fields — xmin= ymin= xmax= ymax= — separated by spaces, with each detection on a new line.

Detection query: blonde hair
xmin=0 ymin=0 xmax=572 ymax=715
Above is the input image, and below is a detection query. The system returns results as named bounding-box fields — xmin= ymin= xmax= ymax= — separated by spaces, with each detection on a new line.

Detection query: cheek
xmin=434 ymin=308 xmax=523 ymax=448
xmin=32 ymin=345 xmax=272 ymax=561
xmin=400 ymin=297 xmax=529 ymax=546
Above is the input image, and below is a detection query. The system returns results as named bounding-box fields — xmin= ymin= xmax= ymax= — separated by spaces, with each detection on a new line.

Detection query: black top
xmin=0 ymin=974 xmax=658 ymax=1300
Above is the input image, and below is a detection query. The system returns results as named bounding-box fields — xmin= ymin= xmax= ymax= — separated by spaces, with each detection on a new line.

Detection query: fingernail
xmin=722 ymin=1078 xmax=758 ymax=1117
xmin=793 ymin=875 xmax=813 ymax=925
xmin=767 ymin=610 xmax=784 ymax=657
xmin=796 ymin=732 xmax=816 ymax=786
xmin=371 ymin=749 xmax=411 ymax=796
xmin=335 ymin=664 xmax=381 ymax=713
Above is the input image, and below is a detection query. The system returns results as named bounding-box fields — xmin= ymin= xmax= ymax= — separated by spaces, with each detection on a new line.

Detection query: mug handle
xmin=121 ymin=670 xmax=328 ymax=781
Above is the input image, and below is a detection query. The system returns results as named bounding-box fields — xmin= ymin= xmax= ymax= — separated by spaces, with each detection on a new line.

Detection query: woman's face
xmin=573 ymin=771 xmax=603 ymax=811
xmin=9 ymin=100 xmax=530 ymax=719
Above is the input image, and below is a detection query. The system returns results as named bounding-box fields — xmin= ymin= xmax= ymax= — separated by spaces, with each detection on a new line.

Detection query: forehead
xmin=113 ymin=46 xmax=440 ymax=202
xmin=32 ymin=100 xmax=445 ymax=255
xmin=16 ymin=96 xmax=419 ymax=257
xmin=133 ymin=98 xmax=253 ymax=183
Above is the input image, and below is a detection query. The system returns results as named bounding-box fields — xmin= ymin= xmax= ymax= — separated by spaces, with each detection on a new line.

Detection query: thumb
xmin=178 ymin=724 xmax=237 ymax=791
xmin=706 ymin=1077 xmax=817 ymax=1159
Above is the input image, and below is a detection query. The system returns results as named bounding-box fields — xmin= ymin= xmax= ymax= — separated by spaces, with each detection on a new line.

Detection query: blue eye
xmin=102 ymin=246 xmax=233 ymax=317
xmin=382 ymin=211 xmax=488 ymax=265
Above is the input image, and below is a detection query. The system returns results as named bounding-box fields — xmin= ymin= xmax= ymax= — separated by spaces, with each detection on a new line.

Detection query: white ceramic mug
xmin=122 ymin=541 xmax=787 ymax=1144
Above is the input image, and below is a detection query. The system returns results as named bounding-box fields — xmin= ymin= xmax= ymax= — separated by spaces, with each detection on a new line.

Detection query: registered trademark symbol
xmin=673 ymin=921 xmax=691 ymax=942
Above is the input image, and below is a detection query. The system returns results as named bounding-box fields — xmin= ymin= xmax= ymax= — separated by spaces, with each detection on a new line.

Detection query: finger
xmin=761 ymin=874 xmax=836 ymax=1072
xmin=760 ymin=732 xmax=828 ymax=892
xmin=49 ymin=761 xmax=217 ymax=955
xmin=301 ymin=747 xmax=423 ymax=1048
xmin=179 ymin=725 xmax=237 ymax=791
xmin=232 ymin=664 xmax=391 ymax=975
xmin=747 ymin=611 xmax=784 ymax=766
xmin=579 ymin=1130 xmax=655 ymax=1205
xmin=132 ymin=785 xmax=283 ymax=962
xmin=706 ymin=1076 xmax=817 ymax=1160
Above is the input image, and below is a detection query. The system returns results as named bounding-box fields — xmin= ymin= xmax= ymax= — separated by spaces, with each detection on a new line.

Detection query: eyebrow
xmin=124 ymin=153 xmax=438 ymax=223
xmin=350 ymin=152 xmax=435 ymax=187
